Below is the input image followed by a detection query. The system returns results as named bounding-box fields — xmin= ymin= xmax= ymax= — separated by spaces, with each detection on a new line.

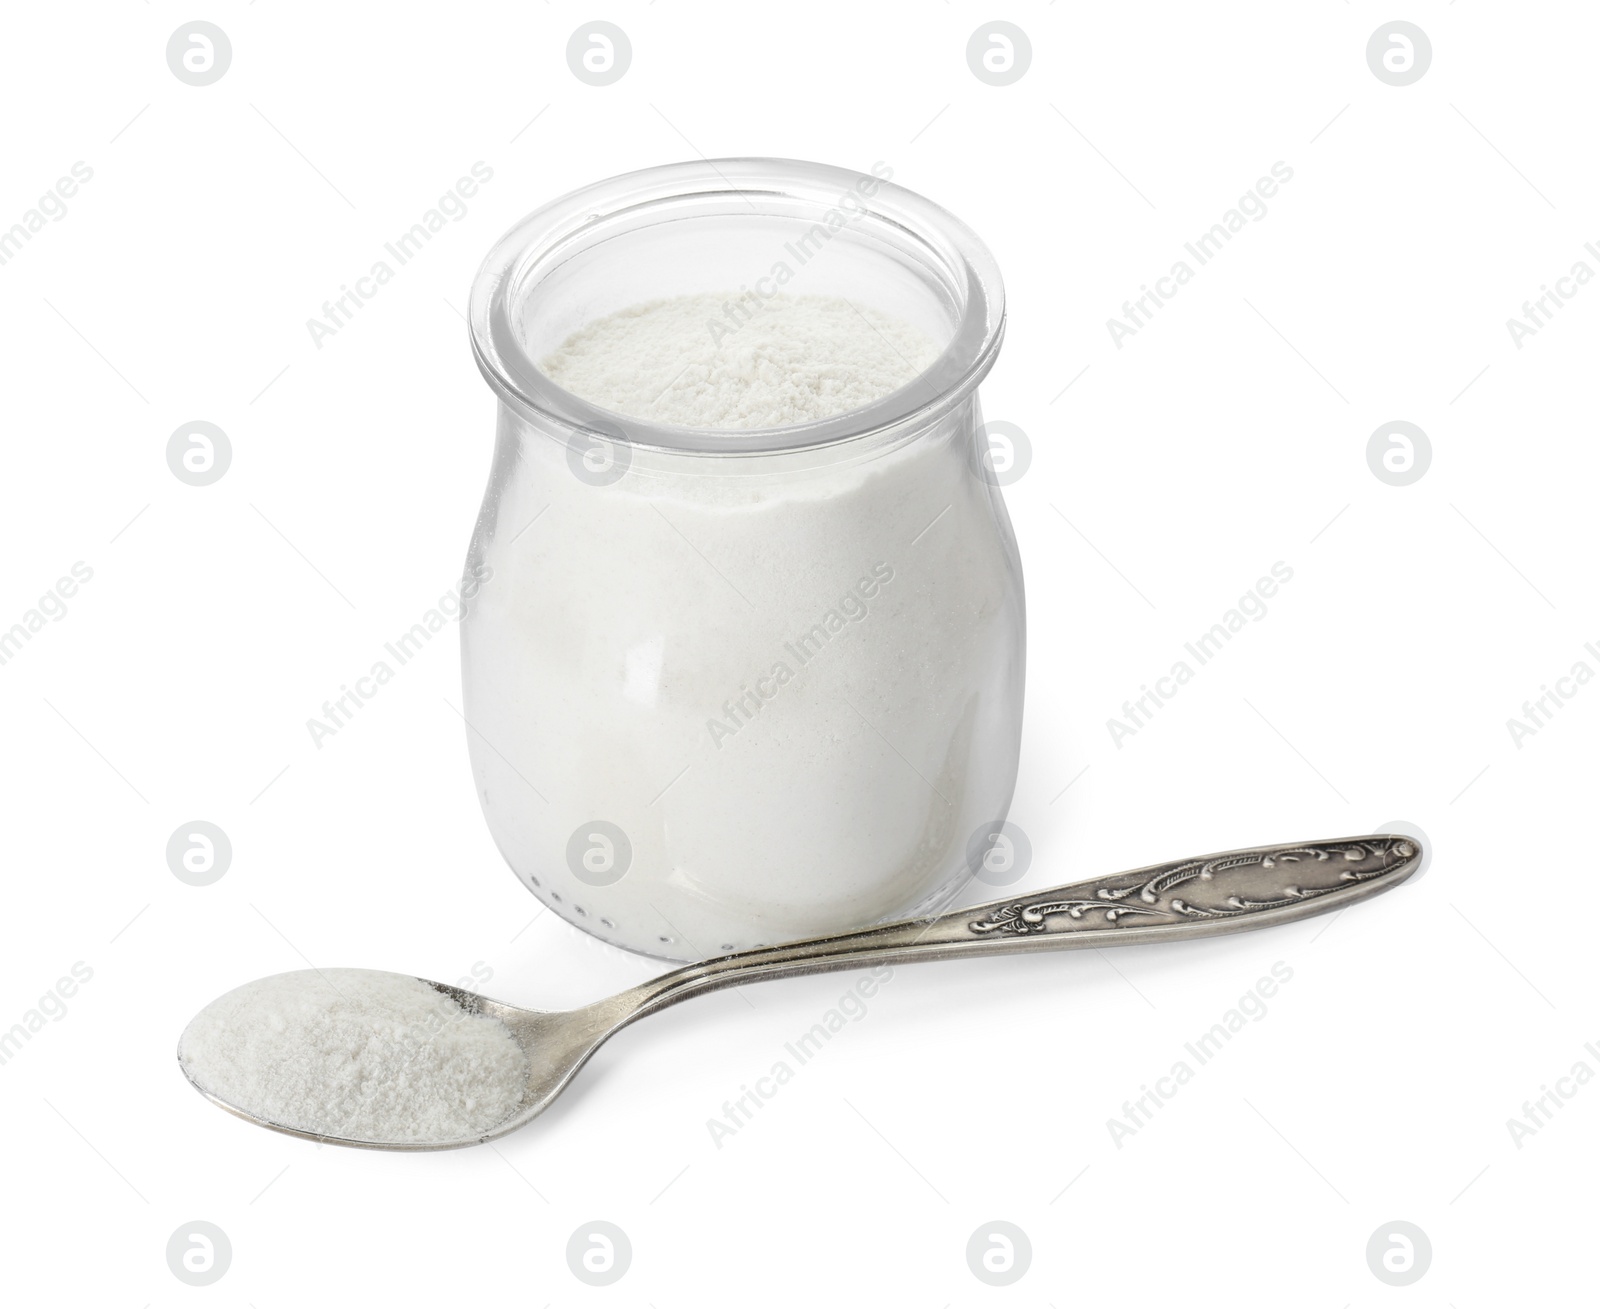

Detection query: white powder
xmin=179 ymin=969 xmax=528 ymax=1143
xmin=464 ymin=295 xmax=1026 ymax=958
xmin=539 ymin=293 xmax=939 ymax=428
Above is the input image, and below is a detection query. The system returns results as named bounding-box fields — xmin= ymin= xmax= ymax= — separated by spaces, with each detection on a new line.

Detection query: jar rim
xmin=467 ymin=158 xmax=1006 ymax=457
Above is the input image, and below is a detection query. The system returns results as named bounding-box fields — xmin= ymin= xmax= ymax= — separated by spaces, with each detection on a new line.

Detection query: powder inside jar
xmin=178 ymin=969 xmax=527 ymax=1144
xmin=539 ymin=292 xmax=939 ymax=429
xmin=466 ymin=283 xmax=1023 ymax=958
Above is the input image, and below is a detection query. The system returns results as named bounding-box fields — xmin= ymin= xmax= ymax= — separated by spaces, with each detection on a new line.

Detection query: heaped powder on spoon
xmin=179 ymin=969 xmax=527 ymax=1143
xmin=539 ymin=292 xmax=939 ymax=428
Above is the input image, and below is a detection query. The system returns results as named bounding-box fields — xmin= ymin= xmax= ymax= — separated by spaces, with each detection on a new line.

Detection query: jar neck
xmin=496 ymin=393 xmax=979 ymax=484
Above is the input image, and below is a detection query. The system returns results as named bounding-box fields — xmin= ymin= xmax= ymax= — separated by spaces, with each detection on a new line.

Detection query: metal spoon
xmin=181 ymin=833 xmax=1420 ymax=1150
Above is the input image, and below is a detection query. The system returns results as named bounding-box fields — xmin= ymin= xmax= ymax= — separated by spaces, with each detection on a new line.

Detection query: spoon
xmin=181 ymin=833 xmax=1420 ymax=1150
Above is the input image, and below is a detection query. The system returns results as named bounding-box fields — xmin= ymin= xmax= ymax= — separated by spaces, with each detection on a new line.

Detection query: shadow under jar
xmin=463 ymin=158 xmax=1024 ymax=961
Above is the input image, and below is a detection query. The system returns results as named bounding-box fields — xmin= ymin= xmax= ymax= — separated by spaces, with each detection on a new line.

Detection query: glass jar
xmin=463 ymin=158 xmax=1023 ymax=960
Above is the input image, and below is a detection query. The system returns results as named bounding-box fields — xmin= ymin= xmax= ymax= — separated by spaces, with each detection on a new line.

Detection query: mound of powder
xmin=539 ymin=292 xmax=940 ymax=429
xmin=178 ymin=969 xmax=528 ymax=1144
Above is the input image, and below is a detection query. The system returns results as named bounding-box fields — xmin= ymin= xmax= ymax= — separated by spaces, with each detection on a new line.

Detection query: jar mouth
xmin=468 ymin=158 xmax=1005 ymax=457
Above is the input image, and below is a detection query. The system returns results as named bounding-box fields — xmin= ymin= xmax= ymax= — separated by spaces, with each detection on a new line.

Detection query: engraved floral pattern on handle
xmin=967 ymin=838 xmax=1417 ymax=936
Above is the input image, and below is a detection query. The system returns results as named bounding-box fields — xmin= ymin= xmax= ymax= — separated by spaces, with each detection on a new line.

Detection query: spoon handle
xmin=626 ymin=834 xmax=1420 ymax=1014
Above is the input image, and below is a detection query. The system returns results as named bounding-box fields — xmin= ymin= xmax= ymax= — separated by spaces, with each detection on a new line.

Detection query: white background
xmin=2 ymin=2 xmax=1595 ymax=1303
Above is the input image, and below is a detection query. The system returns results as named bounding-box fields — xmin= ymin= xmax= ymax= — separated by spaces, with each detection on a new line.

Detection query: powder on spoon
xmin=539 ymin=292 xmax=940 ymax=429
xmin=178 ymin=969 xmax=528 ymax=1143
